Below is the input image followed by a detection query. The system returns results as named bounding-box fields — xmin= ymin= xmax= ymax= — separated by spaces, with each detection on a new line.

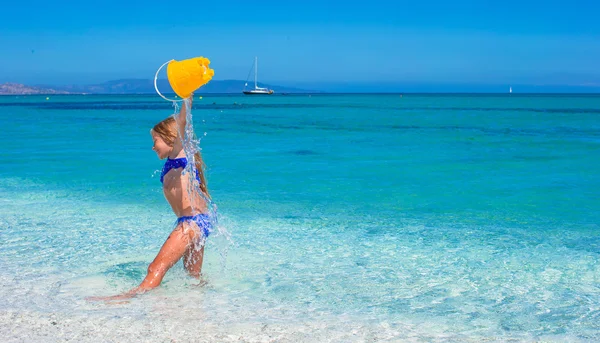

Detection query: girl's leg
xmin=183 ymin=243 xmax=205 ymax=278
xmin=137 ymin=225 xmax=191 ymax=290
xmin=87 ymin=225 xmax=191 ymax=301
xmin=183 ymin=221 xmax=206 ymax=278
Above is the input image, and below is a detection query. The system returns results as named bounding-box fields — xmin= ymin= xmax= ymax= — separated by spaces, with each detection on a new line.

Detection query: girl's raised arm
xmin=174 ymin=95 xmax=193 ymax=142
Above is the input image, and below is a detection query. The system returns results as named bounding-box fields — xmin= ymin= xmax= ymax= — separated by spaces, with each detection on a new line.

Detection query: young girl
xmin=89 ymin=95 xmax=213 ymax=301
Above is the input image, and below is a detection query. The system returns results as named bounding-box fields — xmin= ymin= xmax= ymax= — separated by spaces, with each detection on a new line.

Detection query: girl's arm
xmin=174 ymin=95 xmax=193 ymax=141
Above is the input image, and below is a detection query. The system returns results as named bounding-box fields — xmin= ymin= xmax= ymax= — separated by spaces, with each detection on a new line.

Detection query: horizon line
xmin=3 ymin=92 xmax=600 ymax=96
xmin=2 ymin=79 xmax=600 ymax=88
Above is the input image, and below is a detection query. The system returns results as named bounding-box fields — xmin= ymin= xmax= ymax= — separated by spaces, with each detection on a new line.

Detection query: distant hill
xmin=0 ymin=83 xmax=70 ymax=95
xmin=48 ymin=79 xmax=313 ymax=94
xmin=1 ymin=79 xmax=314 ymax=95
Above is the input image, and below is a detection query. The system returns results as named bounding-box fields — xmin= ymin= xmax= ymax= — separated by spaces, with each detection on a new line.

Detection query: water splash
xmin=172 ymin=98 xmax=232 ymax=263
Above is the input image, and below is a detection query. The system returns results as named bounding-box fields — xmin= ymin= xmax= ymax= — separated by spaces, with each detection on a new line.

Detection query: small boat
xmin=243 ymin=57 xmax=274 ymax=95
xmin=509 ymin=86 xmax=513 ymax=94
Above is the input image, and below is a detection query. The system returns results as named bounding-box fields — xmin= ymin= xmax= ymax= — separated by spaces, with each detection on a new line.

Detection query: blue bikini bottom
xmin=176 ymin=213 xmax=212 ymax=238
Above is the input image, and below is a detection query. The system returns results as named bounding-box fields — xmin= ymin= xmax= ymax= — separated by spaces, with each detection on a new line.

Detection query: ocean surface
xmin=0 ymin=93 xmax=599 ymax=342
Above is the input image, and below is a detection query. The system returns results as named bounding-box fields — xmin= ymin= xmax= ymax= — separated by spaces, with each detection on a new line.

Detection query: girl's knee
xmin=148 ymin=261 xmax=167 ymax=276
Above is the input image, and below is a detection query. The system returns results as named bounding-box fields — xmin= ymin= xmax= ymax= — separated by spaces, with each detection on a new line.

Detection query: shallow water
xmin=1 ymin=94 xmax=599 ymax=342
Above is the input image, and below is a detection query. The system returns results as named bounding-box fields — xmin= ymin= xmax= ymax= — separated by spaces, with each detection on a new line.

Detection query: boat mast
xmin=254 ymin=56 xmax=258 ymax=89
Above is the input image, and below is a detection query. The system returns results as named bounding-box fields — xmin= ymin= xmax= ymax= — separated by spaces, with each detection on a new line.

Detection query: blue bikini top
xmin=160 ymin=157 xmax=201 ymax=184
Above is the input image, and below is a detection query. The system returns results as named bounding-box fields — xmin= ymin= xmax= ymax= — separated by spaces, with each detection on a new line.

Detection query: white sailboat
xmin=243 ymin=56 xmax=274 ymax=95
xmin=509 ymin=86 xmax=513 ymax=94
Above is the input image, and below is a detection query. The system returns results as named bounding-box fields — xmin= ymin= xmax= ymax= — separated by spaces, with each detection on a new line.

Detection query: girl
xmin=89 ymin=95 xmax=213 ymax=301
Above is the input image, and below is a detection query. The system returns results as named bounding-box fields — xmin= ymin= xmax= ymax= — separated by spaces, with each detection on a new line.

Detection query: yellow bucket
xmin=154 ymin=57 xmax=214 ymax=101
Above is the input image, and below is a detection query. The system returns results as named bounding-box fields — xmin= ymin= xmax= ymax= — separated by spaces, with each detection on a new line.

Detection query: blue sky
xmin=1 ymin=0 xmax=599 ymax=90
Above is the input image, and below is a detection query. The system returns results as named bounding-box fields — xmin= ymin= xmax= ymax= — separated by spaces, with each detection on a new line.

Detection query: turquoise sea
xmin=1 ymin=94 xmax=599 ymax=342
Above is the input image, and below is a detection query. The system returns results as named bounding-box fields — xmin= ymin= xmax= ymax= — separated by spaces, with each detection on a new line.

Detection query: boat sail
xmin=243 ymin=56 xmax=274 ymax=95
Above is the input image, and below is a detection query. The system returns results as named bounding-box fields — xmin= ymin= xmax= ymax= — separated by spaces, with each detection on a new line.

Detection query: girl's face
xmin=151 ymin=130 xmax=172 ymax=159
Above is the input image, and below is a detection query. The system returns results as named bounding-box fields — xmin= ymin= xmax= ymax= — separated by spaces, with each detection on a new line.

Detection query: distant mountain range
xmin=4 ymin=80 xmax=598 ymax=95
xmin=0 ymin=83 xmax=70 ymax=95
xmin=0 ymin=79 xmax=314 ymax=95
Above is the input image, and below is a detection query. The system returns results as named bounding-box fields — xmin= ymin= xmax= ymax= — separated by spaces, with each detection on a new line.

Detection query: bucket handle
xmin=154 ymin=60 xmax=182 ymax=102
